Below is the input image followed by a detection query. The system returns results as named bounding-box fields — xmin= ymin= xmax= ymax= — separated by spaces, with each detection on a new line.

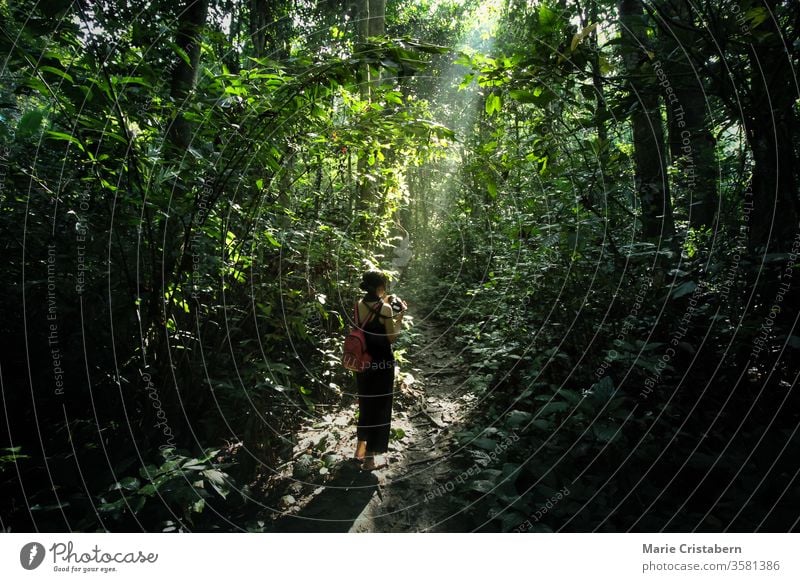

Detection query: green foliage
xmin=90 ymin=448 xmax=233 ymax=531
xmin=0 ymin=0 xmax=453 ymax=531
xmin=402 ymin=0 xmax=800 ymax=533
xmin=0 ymin=447 xmax=30 ymax=472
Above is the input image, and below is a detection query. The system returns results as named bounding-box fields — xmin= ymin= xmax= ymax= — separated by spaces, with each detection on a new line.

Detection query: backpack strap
xmin=355 ymin=299 xmax=383 ymax=329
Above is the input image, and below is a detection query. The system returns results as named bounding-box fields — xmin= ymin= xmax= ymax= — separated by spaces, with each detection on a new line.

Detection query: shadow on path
xmin=271 ymin=461 xmax=379 ymax=532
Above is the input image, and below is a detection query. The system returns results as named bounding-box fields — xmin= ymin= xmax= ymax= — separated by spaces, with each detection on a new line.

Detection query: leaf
xmin=589 ymin=376 xmax=615 ymax=402
xmin=538 ymin=401 xmax=569 ymax=416
xmin=745 ymin=7 xmax=768 ymax=28
xmin=555 ymin=388 xmax=581 ymax=404
xmin=506 ymin=410 xmax=532 ymax=427
xmin=263 ymin=231 xmax=281 ymax=248
xmin=485 ymin=92 xmax=502 ymax=116
xmin=17 ymin=109 xmax=45 ymax=136
xmin=39 ymin=65 xmax=74 ymax=84
xmin=384 ymin=90 xmax=403 ymax=104
xmin=139 ymin=464 xmax=158 ymax=480
xmin=592 ymin=422 xmax=619 ymax=443
xmin=201 ymin=469 xmax=229 ymax=498
xmin=571 ymin=23 xmax=598 ymax=51
xmin=98 ymin=499 xmax=126 ymax=513
xmin=509 ymin=89 xmax=537 ymax=103
xmin=170 ymin=42 xmax=191 ymax=66
xmin=109 ymin=476 xmax=140 ymax=491
xmin=538 ymin=4 xmax=558 ymax=30
xmin=132 ymin=496 xmax=147 ymax=514
xmin=138 ymin=483 xmax=157 ymax=497
xmin=46 ymin=130 xmax=85 ymax=152
xmin=509 ymin=87 xmax=557 ymax=107
xmin=470 ymin=479 xmax=495 ymax=493
xmin=487 ymin=177 xmax=497 ymax=198
xmin=112 ymin=76 xmax=152 ymax=88
xmin=472 ymin=437 xmax=498 ymax=451
xmin=671 ymin=280 xmax=697 ymax=299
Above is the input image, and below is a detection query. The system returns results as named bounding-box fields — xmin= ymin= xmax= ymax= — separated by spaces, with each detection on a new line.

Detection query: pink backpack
xmin=342 ymin=300 xmax=382 ymax=372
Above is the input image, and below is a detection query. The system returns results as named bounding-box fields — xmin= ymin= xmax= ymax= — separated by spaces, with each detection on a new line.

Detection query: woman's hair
xmin=360 ymin=269 xmax=388 ymax=295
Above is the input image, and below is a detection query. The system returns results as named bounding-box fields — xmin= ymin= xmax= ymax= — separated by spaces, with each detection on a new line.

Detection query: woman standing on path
xmin=353 ymin=270 xmax=406 ymax=470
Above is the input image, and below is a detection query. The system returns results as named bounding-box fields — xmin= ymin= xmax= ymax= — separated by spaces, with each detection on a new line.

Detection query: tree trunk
xmin=249 ymin=0 xmax=267 ymax=58
xmin=743 ymin=0 xmax=799 ymax=252
xmin=368 ymin=0 xmax=385 ymax=37
xmin=617 ymin=0 xmax=674 ymax=240
xmin=166 ymin=0 xmax=209 ymax=151
xmin=355 ymin=0 xmax=385 ymax=215
xmin=586 ymin=0 xmax=608 ymax=207
xmin=250 ymin=0 xmax=291 ymax=61
xmin=224 ymin=0 xmax=242 ymax=73
xmin=657 ymin=0 xmax=717 ymax=230
xmin=356 ymin=0 xmax=370 ymax=103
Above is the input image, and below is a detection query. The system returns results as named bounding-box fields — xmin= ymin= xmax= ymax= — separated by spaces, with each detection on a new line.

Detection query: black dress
xmin=355 ymin=299 xmax=395 ymax=453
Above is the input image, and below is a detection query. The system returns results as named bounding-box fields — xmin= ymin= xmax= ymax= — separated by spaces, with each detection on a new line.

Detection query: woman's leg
xmin=363 ymin=367 xmax=394 ymax=469
xmin=373 ymin=366 xmax=395 ymax=453
xmin=356 ymin=370 xmax=378 ymax=455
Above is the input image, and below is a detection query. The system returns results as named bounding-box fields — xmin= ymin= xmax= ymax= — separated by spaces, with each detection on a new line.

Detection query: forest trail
xmin=259 ymin=316 xmax=479 ymax=532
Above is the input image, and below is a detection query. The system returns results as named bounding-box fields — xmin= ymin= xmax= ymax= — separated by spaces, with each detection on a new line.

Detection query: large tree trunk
xmin=743 ymin=0 xmax=799 ymax=252
xmin=617 ymin=0 xmax=674 ymax=240
xmin=166 ymin=0 xmax=208 ymax=152
xmin=657 ymin=0 xmax=717 ymax=230
xmin=355 ymin=0 xmax=370 ymax=103
xmin=368 ymin=0 xmax=385 ymax=37
xmin=355 ymin=0 xmax=386 ymax=218
xmin=249 ymin=0 xmax=267 ymax=58
xmin=224 ymin=0 xmax=242 ymax=73
xmin=160 ymin=0 xmax=208 ymax=323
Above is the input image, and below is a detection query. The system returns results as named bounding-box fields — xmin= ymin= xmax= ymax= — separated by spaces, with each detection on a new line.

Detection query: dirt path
xmin=258 ymin=316 xmax=478 ymax=532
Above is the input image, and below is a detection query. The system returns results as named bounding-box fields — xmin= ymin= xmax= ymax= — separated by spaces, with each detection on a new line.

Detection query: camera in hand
xmin=389 ymin=295 xmax=406 ymax=314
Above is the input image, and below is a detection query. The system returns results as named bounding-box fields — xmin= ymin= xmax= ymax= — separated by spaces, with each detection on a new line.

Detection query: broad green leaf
xmin=46 ymin=130 xmax=85 ymax=152
xmin=487 ymin=177 xmax=498 ymax=198
xmin=17 ymin=110 xmax=45 ymax=136
xmin=201 ymin=469 xmax=228 ymax=498
xmin=485 ymin=92 xmax=502 ymax=116
xmin=39 ymin=65 xmax=74 ymax=83
xmin=472 ymin=437 xmax=498 ymax=450
xmin=671 ymin=280 xmax=697 ymax=299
